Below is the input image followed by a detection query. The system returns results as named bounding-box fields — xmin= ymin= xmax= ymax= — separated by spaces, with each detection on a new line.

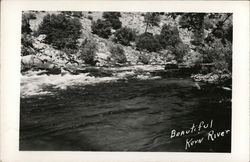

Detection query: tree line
xmin=21 ymin=11 xmax=232 ymax=73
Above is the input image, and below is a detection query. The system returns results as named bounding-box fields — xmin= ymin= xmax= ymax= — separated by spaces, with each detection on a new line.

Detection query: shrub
xmin=136 ymin=33 xmax=161 ymax=52
xmin=87 ymin=15 xmax=93 ymax=20
xmin=103 ymin=12 xmax=121 ymax=19
xmin=91 ymin=19 xmax=112 ymax=38
xmin=198 ymin=38 xmax=232 ymax=72
xmin=144 ymin=12 xmax=160 ymax=33
xmin=72 ymin=11 xmax=83 ymax=18
xmin=158 ymin=24 xmax=181 ymax=48
xmin=171 ymin=43 xmax=190 ymax=63
xmin=22 ymin=13 xmax=33 ymax=34
xmin=21 ymin=34 xmax=33 ymax=48
xmin=109 ymin=18 xmax=122 ymax=30
xmin=110 ymin=44 xmax=127 ymax=64
xmin=79 ymin=39 xmax=98 ymax=65
xmin=137 ymin=53 xmax=150 ymax=64
xmin=21 ymin=34 xmax=35 ymax=56
xmin=61 ymin=11 xmax=72 ymax=16
xmin=114 ymin=27 xmax=136 ymax=46
xmin=61 ymin=11 xmax=83 ymax=18
xmin=37 ymin=13 xmax=82 ymax=49
xmin=102 ymin=12 xmax=122 ymax=30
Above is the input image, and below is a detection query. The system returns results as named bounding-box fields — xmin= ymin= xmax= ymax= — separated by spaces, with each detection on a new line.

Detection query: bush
xmin=61 ymin=11 xmax=72 ymax=16
xmin=137 ymin=54 xmax=150 ymax=64
xmin=136 ymin=33 xmax=161 ymax=52
xmin=110 ymin=44 xmax=127 ymax=64
xmin=61 ymin=11 xmax=83 ymax=18
xmin=79 ymin=39 xmax=98 ymax=65
xmin=91 ymin=19 xmax=112 ymax=38
xmin=22 ymin=13 xmax=33 ymax=34
xmin=72 ymin=11 xmax=83 ymax=18
xmin=171 ymin=43 xmax=190 ymax=63
xmin=158 ymin=24 xmax=181 ymax=48
xmin=102 ymin=12 xmax=122 ymax=30
xmin=198 ymin=38 xmax=232 ymax=72
xmin=21 ymin=34 xmax=35 ymax=56
xmin=109 ymin=18 xmax=122 ymax=30
xmin=87 ymin=15 xmax=93 ymax=20
xmin=103 ymin=12 xmax=121 ymax=19
xmin=143 ymin=12 xmax=161 ymax=33
xmin=114 ymin=27 xmax=136 ymax=46
xmin=37 ymin=13 xmax=82 ymax=49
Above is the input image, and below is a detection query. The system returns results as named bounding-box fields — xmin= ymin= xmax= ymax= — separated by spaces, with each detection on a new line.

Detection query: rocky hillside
xmin=21 ymin=11 xmax=232 ymax=79
xmin=22 ymin=11 xmax=197 ymax=71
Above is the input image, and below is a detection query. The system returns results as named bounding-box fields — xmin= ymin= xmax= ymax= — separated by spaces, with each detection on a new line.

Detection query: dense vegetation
xmin=37 ymin=13 xmax=82 ymax=50
xmin=91 ymin=19 xmax=112 ymax=39
xmin=91 ymin=12 xmax=122 ymax=38
xmin=21 ymin=12 xmax=37 ymax=56
xmin=21 ymin=11 xmax=232 ymax=77
xmin=110 ymin=44 xmax=127 ymax=64
xmin=114 ymin=27 xmax=136 ymax=46
xmin=102 ymin=12 xmax=122 ymax=30
xmin=79 ymin=39 xmax=98 ymax=65
xmin=135 ymin=33 xmax=161 ymax=52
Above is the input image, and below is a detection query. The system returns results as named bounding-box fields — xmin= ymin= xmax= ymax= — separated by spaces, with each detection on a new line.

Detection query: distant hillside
xmin=21 ymin=11 xmax=232 ymax=77
xmin=25 ymin=11 xmax=189 ymax=67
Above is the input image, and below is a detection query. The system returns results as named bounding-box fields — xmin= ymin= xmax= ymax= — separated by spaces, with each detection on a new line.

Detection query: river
xmin=20 ymin=65 xmax=231 ymax=152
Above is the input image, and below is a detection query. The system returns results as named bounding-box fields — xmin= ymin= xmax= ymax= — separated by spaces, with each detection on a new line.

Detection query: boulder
xmin=21 ymin=55 xmax=36 ymax=68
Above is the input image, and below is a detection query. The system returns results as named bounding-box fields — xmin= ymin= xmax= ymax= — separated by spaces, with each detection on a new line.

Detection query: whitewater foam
xmin=21 ymin=66 xmax=164 ymax=98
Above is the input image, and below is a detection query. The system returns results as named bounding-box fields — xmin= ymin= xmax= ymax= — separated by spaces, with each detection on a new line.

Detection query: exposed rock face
xmin=21 ymin=35 xmax=69 ymax=72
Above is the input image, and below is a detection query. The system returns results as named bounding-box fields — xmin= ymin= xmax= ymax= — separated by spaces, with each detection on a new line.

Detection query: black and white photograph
xmin=19 ymin=10 xmax=233 ymax=152
xmin=1 ymin=1 xmax=250 ymax=162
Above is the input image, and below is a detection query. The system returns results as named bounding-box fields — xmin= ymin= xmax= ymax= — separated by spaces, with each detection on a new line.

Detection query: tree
xmin=91 ymin=19 xmax=112 ymax=38
xmin=198 ymin=38 xmax=232 ymax=72
xmin=172 ymin=43 xmax=190 ymax=63
xmin=22 ymin=12 xmax=36 ymax=34
xmin=21 ymin=12 xmax=37 ymax=56
xmin=79 ymin=39 xmax=98 ymax=65
xmin=143 ymin=12 xmax=160 ymax=33
xmin=110 ymin=44 xmax=127 ymax=63
xmin=210 ymin=13 xmax=233 ymax=43
xmin=136 ymin=33 xmax=161 ymax=52
xmin=179 ymin=13 xmax=206 ymax=45
xmin=102 ymin=12 xmax=122 ymax=30
xmin=114 ymin=27 xmax=136 ymax=46
xmin=37 ymin=13 xmax=82 ymax=50
xmin=158 ymin=24 xmax=182 ymax=48
xmin=21 ymin=34 xmax=36 ymax=56
xmin=103 ymin=12 xmax=121 ymax=19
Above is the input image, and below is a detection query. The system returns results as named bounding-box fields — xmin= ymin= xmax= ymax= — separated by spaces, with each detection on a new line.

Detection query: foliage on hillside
xmin=79 ymin=39 xmax=98 ymax=65
xmin=36 ymin=13 xmax=82 ymax=50
xmin=102 ymin=12 xmax=122 ymax=30
xmin=91 ymin=19 xmax=112 ymax=39
xmin=21 ymin=11 xmax=232 ymax=76
xmin=109 ymin=44 xmax=127 ymax=64
xmin=113 ymin=27 xmax=136 ymax=46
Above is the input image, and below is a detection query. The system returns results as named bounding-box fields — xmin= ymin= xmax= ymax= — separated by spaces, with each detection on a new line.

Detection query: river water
xmin=20 ymin=65 xmax=231 ymax=152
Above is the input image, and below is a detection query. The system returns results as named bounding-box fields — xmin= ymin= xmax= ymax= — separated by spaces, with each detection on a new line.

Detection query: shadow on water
xmin=20 ymin=77 xmax=231 ymax=152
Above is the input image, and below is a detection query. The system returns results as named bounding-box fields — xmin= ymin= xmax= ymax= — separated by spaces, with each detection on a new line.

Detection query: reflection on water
xmin=20 ymin=69 xmax=231 ymax=152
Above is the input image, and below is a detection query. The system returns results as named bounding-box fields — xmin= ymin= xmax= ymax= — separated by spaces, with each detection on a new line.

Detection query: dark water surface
xmin=20 ymin=77 xmax=231 ymax=152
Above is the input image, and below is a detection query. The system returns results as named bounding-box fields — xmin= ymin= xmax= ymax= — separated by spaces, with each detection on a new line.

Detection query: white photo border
xmin=1 ymin=1 xmax=249 ymax=162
